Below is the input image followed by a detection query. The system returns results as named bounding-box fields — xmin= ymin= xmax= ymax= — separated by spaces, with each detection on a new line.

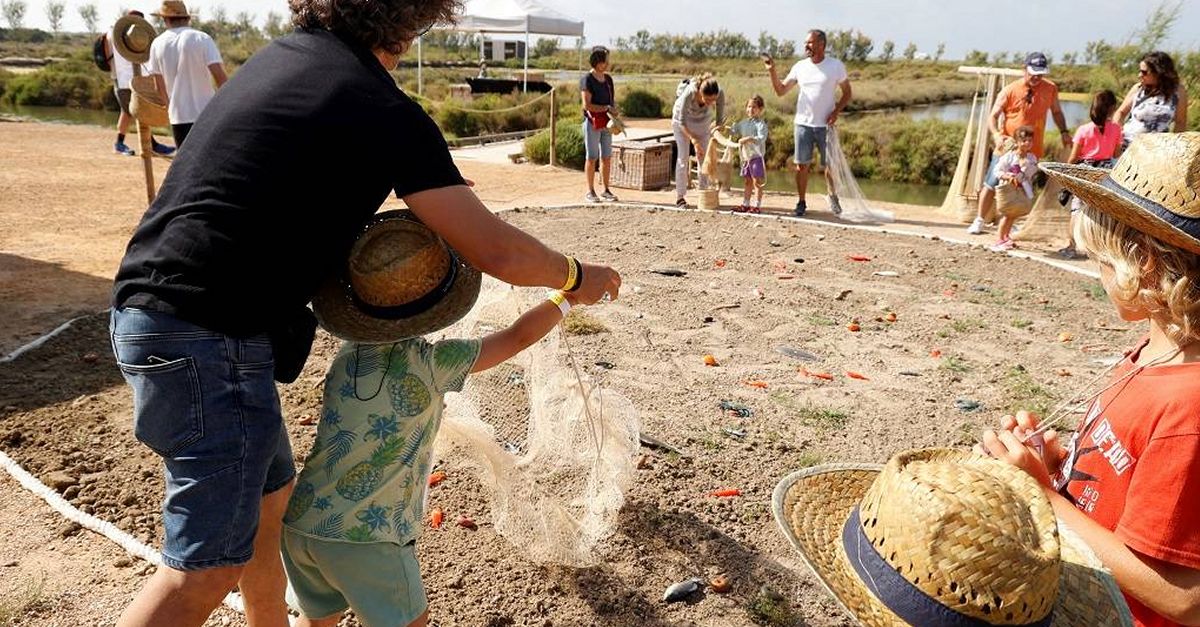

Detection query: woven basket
xmin=996 ymin=184 xmax=1033 ymax=218
xmin=130 ymin=75 xmax=169 ymax=127
xmin=697 ymin=188 xmax=720 ymax=211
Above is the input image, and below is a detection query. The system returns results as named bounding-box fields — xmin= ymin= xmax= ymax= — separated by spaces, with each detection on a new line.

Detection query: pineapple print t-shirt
xmin=283 ymin=337 xmax=481 ymax=546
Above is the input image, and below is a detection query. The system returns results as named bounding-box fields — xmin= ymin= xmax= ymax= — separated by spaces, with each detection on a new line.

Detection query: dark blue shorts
xmin=110 ymin=307 xmax=295 ymax=571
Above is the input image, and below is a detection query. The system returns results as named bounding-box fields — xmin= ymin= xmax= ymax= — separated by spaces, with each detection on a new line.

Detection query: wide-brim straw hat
xmin=112 ymin=14 xmax=156 ymax=64
xmin=1040 ymin=132 xmax=1200 ymax=255
xmin=312 ymin=210 xmax=481 ymax=343
xmin=152 ymin=1 xmax=192 ymax=18
xmin=773 ymin=448 xmax=1132 ymax=627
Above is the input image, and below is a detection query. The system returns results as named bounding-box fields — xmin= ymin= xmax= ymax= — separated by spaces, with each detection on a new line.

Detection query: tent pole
xmin=523 ymin=27 xmax=529 ymax=93
xmin=549 ymin=87 xmax=556 ymax=167
xmin=417 ymin=35 xmax=423 ymax=96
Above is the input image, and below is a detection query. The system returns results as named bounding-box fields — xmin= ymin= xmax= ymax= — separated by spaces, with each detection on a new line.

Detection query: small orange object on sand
xmin=930 ymin=349 xmax=943 ymax=358
xmin=847 ymin=255 xmax=871 ymax=262
xmin=714 ymin=259 xmax=727 ymax=268
xmin=428 ymin=471 xmax=447 ymax=487
xmin=744 ymin=380 xmax=769 ymax=389
xmin=711 ymin=488 xmax=741 ymax=497
xmin=1058 ymin=332 xmax=1075 ymax=343
xmin=799 ymin=367 xmax=835 ymax=381
xmin=885 ymin=312 xmax=897 ymax=323
xmin=709 ymin=574 xmax=732 ymax=593
xmin=430 ymin=508 xmax=444 ymax=529
xmin=846 ymin=371 xmax=869 ymax=380
xmin=847 ymin=323 xmax=861 ymax=332
xmin=703 ymin=354 xmax=719 ymax=366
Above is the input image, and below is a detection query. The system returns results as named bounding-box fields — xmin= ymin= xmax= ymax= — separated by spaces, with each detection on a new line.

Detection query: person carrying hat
xmin=967 ymin=52 xmax=1072 ymax=236
xmin=108 ymin=0 xmax=623 ymax=625
xmin=109 ymin=10 xmax=175 ymax=157
xmin=979 ymin=133 xmax=1200 ymax=627
xmin=773 ymin=447 xmax=1133 ymax=626
xmin=146 ymin=0 xmax=226 ymax=147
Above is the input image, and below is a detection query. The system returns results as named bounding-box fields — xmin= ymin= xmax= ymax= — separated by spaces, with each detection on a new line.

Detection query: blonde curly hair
xmin=1075 ymin=205 xmax=1200 ymax=345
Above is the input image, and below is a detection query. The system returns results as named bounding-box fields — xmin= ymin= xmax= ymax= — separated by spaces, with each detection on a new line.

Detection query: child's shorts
xmin=283 ymin=528 xmax=427 ymax=627
xmin=741 ymin=156 xmax=765 ymax=179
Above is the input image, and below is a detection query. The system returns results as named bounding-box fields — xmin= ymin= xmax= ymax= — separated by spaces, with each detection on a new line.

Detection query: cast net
xmin=827 ymin=127 xmax=895 ymax=223
xmin=432 ymin=277 xmax=641 ymax=566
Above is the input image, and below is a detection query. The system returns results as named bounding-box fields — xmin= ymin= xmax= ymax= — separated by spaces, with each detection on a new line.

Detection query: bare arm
xmin=1052 ymin=95 xmax=1071 ymax=146
xmin=987 ymin=96 xmax=1005 ymax=138
xmin=152 ymin=73 xmax=168 ymax=106
xmin=472 ymin=296 xmax=574 ymax=373
xmin=764 ymin=57 xmax=795 ymax=97
xmin=1066 ymin=136 xmax=1082 ymax=164
xmin=828 ymin=78 xmax=852 ymax=125
xmin=1176 ymin=88 xmax=1189 ymax=132
xmin=208 ymin=63 xmax=227 ymax=88
xmin=404 ymin=185 xmax=621 ymax=304
xmin=1114 ymin=84 xmax=1138 ymax=125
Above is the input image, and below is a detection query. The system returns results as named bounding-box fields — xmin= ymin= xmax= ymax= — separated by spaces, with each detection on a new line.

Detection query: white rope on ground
xmin=0 ymin=313 xmax=97 ymax=363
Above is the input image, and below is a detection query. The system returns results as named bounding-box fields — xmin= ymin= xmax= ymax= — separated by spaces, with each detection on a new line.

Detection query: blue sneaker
xmin=114 ymin=141 xmax=135 ymax=156
xmin=151 ymin=141 xmax=176 ymax=156
xmin=793 ymin=200 xmax=807 ymax=217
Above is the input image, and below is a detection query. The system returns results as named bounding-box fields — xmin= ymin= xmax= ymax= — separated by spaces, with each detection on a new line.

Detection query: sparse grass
xmin=1011 ymin=319 xmax=1033 ymax=329
xmin=747 ymin=592 xmax=802 ymax=627
xmin=951 ymin=318 xmax=985 ymax=333
xmin=796 ymin=451 xmax=824 ymax=467
xmin=796 ymin=405 xmax=850 ymax=431
xmin=1085 ymin=281 xmax=1108 ymax=301
xmin=1004 ymin=366 xmax=1057 ymax=416
xmin=936 ymin=328 xmax=952 ymax=339
xmin=562 ymin=311 xmax=608 ymax=335
xmin=940 ymin=355 xmax=972 ymax=373
xmin=806 ymin=314 xmax=836 ymax=327
xmin=955 ymin=421 xmax=981 ymax=446
xmin=0 ymin=573 xmax=47 ymax=625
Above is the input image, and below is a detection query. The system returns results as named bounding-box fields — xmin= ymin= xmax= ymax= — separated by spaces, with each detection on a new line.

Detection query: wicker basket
xmin=130 ymin=75 xmax=169 ymax=127
xmin=996 ymin=184 xmax=1033 ymax=218
xmin=611 ymin=140 xmax=672 ymax=191
xmin=696 ymin=188 xmax=721 ymax=211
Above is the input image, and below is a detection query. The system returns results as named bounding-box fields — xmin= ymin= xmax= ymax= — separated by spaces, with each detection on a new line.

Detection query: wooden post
xmin=549 ymin=87 xmax=556 ymax=167
xmin=137 ymin=120 xmax=156 ymax=203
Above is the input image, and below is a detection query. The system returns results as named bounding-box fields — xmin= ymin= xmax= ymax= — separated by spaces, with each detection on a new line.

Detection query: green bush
xmin=524 ymin=119 xmax=586 ymax=169
xmin=619 ymin=89 xmax=664 ymax=118
xmin=432 ymin=92 xmax=548 ymax=138
xmin=836 ymin=114 xmax=964 ymax=185
xmin=0 ymin=59 xmax=111 ymax=108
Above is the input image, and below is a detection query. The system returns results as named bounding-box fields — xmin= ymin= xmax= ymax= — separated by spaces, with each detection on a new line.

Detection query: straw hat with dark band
xmin=312 ymin=211 xmax=481 ymax=343
xmin=772 ymin=449 xmax=1132 ymax=627
xmin=1040 ymin=132 xmax=1200 ymax=255
xmin=152 ymin=1 xmax=193 ymax=18
xmin=112 ymin=14 xmax=156 ymax=64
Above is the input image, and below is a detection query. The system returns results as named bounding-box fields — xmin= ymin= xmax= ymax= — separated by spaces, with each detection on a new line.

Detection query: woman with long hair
xmin=1115 ymin=51 xmax=1189 ymax=148
xmin=671 ymin=73 xmax=724 ymax=207
xmin=1057 ymin=89 xmax=1122 ymax=259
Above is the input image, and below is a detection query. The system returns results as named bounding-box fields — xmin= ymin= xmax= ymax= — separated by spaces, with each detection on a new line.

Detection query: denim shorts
xmin=984 ymin=154 xmax=1002 ymax=189
xmin=794 ymin=124 xmax=828 ymax=165
xmin=283 ymin=529 xmax=427 ymax=625
xmin=110 ymin=307 xmax=295 ymax=571
xmin=582 ymin=119 xmax=613 ymax=161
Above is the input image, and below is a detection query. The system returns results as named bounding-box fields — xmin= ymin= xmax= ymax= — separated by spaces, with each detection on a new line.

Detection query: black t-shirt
xmin=579 ymin=72 xmax=614 ymax=107
xmin=112 ymin=29 xmax=465 ymax=337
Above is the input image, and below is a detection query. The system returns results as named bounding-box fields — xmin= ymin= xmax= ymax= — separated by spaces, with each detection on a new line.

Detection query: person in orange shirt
xmin=967 ymin=52 xmax=1072 ymax=235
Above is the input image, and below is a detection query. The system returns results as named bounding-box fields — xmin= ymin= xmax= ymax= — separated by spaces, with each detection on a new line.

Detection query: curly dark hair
xmin=289 ymin=0 xmax=461 ymax=55
xmin=1140 ymin=51 xmax=1179 ymax=99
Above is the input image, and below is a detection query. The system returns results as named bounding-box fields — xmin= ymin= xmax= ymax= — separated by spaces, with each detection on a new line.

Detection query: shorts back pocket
xmin=118 ymin=356 xmax=204 ymax=457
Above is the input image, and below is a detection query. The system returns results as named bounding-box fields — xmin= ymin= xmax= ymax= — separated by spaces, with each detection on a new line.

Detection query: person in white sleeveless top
xmin=147 ymin=0 xmax=227 ymax=148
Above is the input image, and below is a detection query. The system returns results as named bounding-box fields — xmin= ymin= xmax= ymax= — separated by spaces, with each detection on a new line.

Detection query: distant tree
xmin=965 ymin=49 xmax=988 ymax=65
xmin=264 ymin=10 xmax=288 ymax=39
xmin=78 ymin=2 xmax=98 ymax=32
xmin=533 ymin=36 xmax=559 ymax=58
xmin=1061 ymin=52 xmax=1077 ymax=66
xmin=777 ymin=39 xmax=795 ymax=59
xmin=757 ymin=30 xmax=778 ymax=57
xmin=1136 ymin=0 xmax=1182 ymax=49
xmin=828 ymin=29 xmax=853 ymax=59
xmin=879 ymin=40 xmax=894 ymax=63
xmin=934 ymin=42 xmax=945 ymax=62
xmin=1010 ymin=51 xmax=1024 ymax=66
xmin=848 ymin=30 xmax=873 ymax=62
xmin=902 ymin=42 xmax=917 ymax=61
xmin=1 ymin=0 xmax=27 ymax=28
xmin=44 ymin=0 xmax=63 ymax=33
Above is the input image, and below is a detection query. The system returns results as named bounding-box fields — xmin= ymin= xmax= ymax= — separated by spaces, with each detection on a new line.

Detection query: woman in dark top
xmin=580 ymin=46 xmax=618 ymax=202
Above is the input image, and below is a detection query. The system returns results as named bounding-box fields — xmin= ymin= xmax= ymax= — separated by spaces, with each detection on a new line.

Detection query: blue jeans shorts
xmin=984 ymin=154 xmax=1002 ymax=189
xmin=794 ymin=124 xmax=828 ymax=166
xmin=283 ymin=529 xmax=427 ymax=626
xmin=109 ymin=307 xmax=295 ymax=571
xmin=582 ymin=120 xmax=613 ymax=161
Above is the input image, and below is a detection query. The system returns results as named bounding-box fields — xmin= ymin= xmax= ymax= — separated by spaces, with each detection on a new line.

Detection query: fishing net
xmin=431 ymin=277 xmax=641 ymax=566
xmin=826 ymin=127 xmax=895 ymax=223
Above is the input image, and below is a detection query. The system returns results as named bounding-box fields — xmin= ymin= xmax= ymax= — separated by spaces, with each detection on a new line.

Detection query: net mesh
xmin=827 ymin=127 xmax=896 ymax=223
xmin=431 ymin=277 xmax=641 ymax=566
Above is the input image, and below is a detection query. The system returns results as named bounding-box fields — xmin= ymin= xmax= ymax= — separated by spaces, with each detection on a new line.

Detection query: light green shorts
xmin=282 ymin=527 xmax=427 ymax=627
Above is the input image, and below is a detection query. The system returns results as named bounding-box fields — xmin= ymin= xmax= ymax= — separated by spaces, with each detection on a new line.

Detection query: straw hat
xmin=772 ymin=448 xmax=1132 ymax=627
xmin=1040 ymin=132 xmax=1200 ymax=255
xmin=312 ymin=211 xmax=481 ymax=343
xmin=152 ymin=1 xmax=192 ymax=18
xmin=112 ymin=14 xmax=156 ymax=64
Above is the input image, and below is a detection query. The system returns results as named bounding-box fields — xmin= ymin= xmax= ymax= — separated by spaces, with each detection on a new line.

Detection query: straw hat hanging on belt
xmin=772 ymin=448 xmax=1133 ymax=626
xmin=1041 ymin=132 xmax=1200 ymax=255
xmin=312 ymin=210 xmax=482 ymax=343
xmin=112 ymin=14 xmax=155 ymax=64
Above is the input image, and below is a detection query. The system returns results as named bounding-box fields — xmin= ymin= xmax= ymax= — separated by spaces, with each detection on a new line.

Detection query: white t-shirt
xmin=147 ymin=26 xmax=222 ymax=125
xmin=784 ymin=57 xmax=848 ymax=128
xmin=108 ymin=29 xmax=139 ymax=89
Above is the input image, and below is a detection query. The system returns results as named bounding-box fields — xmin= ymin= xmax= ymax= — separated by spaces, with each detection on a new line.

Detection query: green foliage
xmin=1004 ymin=365 xmax=1056 ymax=416
xmin=833 ymin=114 xmax=964 ymax=185
xmin=0 ymin=58 xmax=112 ymax=108
xmin=44 ymin=1 xmax=63 ymax=34
xmin=532 ymin=37 xmax=559 ymax=58
xmin=939 ymin=355 xmax=971 ymax=373
xmin=431 ymin=92 xmax=548 ymax=138
xmin=524 ymin=119 xmax=586 ymax=169
xmin=76 ymin=2 xmax=97 ymax=33
xmin=965 ymin=50 xmax=988 ymax=66
xmin=2 ymin=0 xmax=27 ymax=29
xmin=619 ymin=88 xmax=664 ymax=118
xmin=746 ymin=592 xmax=801 ymax=626
xmin=903 ymin=42 xmax=918 ymax=61
xmin=879 ymin=41 xmax=894 ymax=63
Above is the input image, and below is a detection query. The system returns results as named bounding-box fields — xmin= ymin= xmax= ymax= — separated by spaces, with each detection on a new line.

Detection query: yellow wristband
xmin=546 ymin=290 xmax=571 ymax=317
xmin=561 ymin=256 xmax=578 ymax=292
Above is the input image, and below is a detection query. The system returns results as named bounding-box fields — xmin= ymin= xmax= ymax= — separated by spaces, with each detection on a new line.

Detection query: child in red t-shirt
xmin=978 ymin=132 xmax=1200 ymax=627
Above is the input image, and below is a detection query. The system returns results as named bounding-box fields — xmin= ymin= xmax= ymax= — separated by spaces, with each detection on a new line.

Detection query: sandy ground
xmin=0 ymin=119 xmax=1112 ymax=626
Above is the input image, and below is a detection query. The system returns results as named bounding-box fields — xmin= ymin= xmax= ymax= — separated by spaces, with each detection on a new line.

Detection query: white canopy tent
xmin=418 ymin=0 xmax=584 ymax=94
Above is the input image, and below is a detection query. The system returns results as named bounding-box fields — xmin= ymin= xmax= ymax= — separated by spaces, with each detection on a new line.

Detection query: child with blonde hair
xmin=989 ymin=125 xmax=1038 ymax=251
xmin=732 ymin=95 xmax=768 ymax=213
xmin=980 ymin=133 xmax=1200 ymax=627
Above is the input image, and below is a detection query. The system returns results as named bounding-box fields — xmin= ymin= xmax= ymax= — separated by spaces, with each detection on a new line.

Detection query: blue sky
xmin=22 ymin=0 xmax=1200 ymax=60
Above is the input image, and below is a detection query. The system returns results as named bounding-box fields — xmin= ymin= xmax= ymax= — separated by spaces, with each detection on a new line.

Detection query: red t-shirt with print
xmin=1054 ymin=339 xmax=1200 ymax=627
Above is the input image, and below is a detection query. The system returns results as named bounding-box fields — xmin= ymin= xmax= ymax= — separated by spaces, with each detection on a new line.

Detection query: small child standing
xmin=732 ymin=95 xmax=769 ymax=213
xmin=283 ymin=211 xmax=587 ymax=627
xmin=1057 ymin=89 xmax=1122 ymax=260
xmin=989 ymin=125 xmax=1038 ymax=251
xmin=981 ymin=132 xmax=1200 ymax=627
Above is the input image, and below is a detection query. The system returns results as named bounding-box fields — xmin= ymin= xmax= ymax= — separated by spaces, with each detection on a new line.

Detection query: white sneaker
xmin=584 ymin=191 xmax=600 ymax=203
xmin=966 ymin=216 xmax=986 ymax=235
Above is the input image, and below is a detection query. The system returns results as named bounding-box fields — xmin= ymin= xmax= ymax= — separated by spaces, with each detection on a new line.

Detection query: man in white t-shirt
xmin=110 ymin=10 xmax=175 ymax=157
xmin=147 ymin=0 xmax=227 ymax=148
xmin=765 ymin=29 xmax=852 ymax=217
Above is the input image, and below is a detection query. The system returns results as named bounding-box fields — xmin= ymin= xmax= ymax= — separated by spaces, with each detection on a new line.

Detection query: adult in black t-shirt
xmin=109 ymin=2 xmax=621 ymax=625
xmin=580 ymin=46 xmax=619 ymax=203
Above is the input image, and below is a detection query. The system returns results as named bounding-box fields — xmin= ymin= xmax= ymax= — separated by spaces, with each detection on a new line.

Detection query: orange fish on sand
xmin=428 ymin=471 xmax=447 ymax=487
xmin=744 ymin=380 xmax=768 ymax=389
xmin=799 ymin=367 xmax=835 ymax=381
xmin=846 ymin=371 xmax=869 ymax=380
xmin=711 ymin=488 xmax=741 ymax=497
xmin=430 ymin=507 xmax=444 ymax=529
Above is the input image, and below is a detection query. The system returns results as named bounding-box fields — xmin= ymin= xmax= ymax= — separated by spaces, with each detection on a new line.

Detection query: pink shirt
xmin=1073 ymin=121 xmax=1122 ymax=162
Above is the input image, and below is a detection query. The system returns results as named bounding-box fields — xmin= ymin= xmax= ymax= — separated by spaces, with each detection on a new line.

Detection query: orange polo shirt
xmin=996 ymin=77 xmax=1059 ymax=158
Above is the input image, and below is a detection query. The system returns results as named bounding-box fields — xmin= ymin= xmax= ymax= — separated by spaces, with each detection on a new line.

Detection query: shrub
xmin=619 ymin=88 xmax=664 ymax=118
xmin=0 ymin=58 xmax=109 ymax=107
xmin=836 ymin=114 xmax=964 ymax=185
xmin=524 ymin=119 xmax=585 ymax=169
